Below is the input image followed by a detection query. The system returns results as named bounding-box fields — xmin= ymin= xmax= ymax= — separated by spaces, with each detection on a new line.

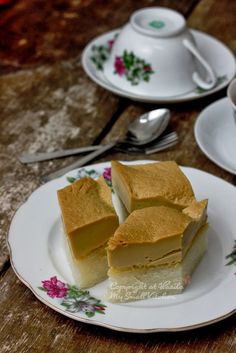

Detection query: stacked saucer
xmin=82 ymin=8 xmax=235 ymax=103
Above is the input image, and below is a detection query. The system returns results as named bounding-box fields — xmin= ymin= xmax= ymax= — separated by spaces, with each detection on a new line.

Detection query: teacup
xmin=227 ymin=78 xmax=236 ymax=125
xmin=103 ymin=7 xmax=217 ymax=97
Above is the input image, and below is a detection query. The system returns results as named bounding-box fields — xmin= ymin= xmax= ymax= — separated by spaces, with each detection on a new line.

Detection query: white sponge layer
xmin=107 ymin=228 xmax=207 ymax=302
xmin=64 ymin=234 xmax=108 ymax=288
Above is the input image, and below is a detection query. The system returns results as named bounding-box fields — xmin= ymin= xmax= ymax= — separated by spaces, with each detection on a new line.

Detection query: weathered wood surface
xmin=0 ymin=0 xmax=236 ymax=352
xmin=0 ymin=59 xmax=120 ymax=269
xmin=0 ymin=0 xmax=198 ymax=70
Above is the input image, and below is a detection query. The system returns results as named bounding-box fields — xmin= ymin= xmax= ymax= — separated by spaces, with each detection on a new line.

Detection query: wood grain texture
xmin=0 ymin=0 xmax=198 ymax=71
xmin=0 ymin=58 xmax=120 ymax=270
xmin=188 ymin=0 xmax=236 ymax=52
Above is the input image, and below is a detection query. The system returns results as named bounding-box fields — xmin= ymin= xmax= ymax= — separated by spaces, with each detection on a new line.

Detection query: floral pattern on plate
xmin=66 ymin=167 xmax=113 ymax=190
xmin=225 ymin=240 xmax=236 ymax=266
xmin=90 ymin=34 xmax=118 ymax=71
xmin=39 ymin=276 xmax=106 ymax=317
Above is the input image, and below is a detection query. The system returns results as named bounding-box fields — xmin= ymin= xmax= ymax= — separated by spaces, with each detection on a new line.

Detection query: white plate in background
xmin=195 ymin=97 xmax=236 ymax=174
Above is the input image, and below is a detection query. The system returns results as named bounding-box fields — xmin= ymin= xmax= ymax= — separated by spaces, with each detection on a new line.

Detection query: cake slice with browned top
xmin=107 ymin=199 xmax=208 ymax=302
xmin=111 ymin=161 xmax=196 ymax=213
xmin=57 ymin=177 xmax=119 ymax=288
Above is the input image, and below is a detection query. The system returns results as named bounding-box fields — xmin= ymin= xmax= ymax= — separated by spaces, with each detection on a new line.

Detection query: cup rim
xmin=130 ymin=7 xmax=186 ymax=38
xmin=227 ymin=77 xmax=236 ymax=109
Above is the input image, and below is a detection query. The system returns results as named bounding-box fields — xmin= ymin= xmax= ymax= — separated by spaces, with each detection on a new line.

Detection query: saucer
xmin=82 ymin=29 xmax=235 ymax=103
xmin=194 ymin=97 xmax=236 ymax=174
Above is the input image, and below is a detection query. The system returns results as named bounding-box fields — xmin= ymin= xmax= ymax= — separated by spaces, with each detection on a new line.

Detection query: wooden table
xmin=1 ymin=0 xmax=236 ymax=352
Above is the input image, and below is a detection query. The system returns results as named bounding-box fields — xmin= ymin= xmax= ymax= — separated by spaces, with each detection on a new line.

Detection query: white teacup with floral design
xmin=103 ymin=7 xmax=217 ymax=97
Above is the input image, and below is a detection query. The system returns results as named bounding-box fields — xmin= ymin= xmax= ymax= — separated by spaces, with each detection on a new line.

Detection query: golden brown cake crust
xmin=183 ymin=199 xmax=208 ymax=220
xmin=111 ymin=160 xmax=195 ymax=208
xmin=57 ymin=176 xmax=118 ymax=235
xmin=108 ymin=206 xmax=192 ymax=250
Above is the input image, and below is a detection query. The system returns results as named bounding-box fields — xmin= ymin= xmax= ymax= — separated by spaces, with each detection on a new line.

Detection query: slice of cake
xmin=57 ymin=177 xmax=119 ymax=288
xmin=111 ymin=161 xmax=195 ymax=213
xmin=107 ymin=199 xmax=208 ymax=302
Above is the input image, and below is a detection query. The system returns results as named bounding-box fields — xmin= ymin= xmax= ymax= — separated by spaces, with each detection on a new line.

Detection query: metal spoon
xmin=42 ymin=108 xmax=170 ymax=182
xmin=124 ymin=108 xmax=170 ymax=145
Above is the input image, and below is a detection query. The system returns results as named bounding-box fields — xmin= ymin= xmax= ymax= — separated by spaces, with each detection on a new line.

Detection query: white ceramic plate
xmin=195 ymin=97 xmax=236 ymax=174
xmin=8 ymin=161 xmax=236 ymax=333
xmin=82 ymin=29 xmax=236 ymax=103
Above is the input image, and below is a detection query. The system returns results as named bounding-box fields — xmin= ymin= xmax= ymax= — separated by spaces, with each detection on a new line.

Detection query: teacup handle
xmin=183 ymin=38 xmax=217 ymax=90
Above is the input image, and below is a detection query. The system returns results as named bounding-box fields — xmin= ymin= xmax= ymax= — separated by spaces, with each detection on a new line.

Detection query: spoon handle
xmin=19 ymin=145 xmax=103 ymax=163
xmin=42 ymin=142 xmax=116 ymax=182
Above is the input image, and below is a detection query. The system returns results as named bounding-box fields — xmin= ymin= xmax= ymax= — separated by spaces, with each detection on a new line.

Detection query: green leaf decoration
xmin=104 ymin=178 xmax=113 ymax=191
xmin=90 ymin=34 xmax=118 ymax=71
xmin=67 ymin=176 xmax=76 ymax=183
xmin=66 ymin=168 xmax=100 ymax=183
xmin=226 ymin=241 xmax=236 ymax=266
xmin=123 ymin=50 xmax=135 ymax=69
xmin=39 ymin=276 xmax=106 ymax=317
xmin=67 ymin=285 xmax=87 ymax=299
xmin=114 ymin=50 xmax=154 ymax=85
xmin=38 ymin=286 xmax=47 ymax=292
xmin=85 ymin=311 xmax=95 ymax=318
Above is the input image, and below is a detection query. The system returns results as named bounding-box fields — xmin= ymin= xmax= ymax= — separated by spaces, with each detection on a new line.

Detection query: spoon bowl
xmin=126 ymin=108 xmax=170 ymax=145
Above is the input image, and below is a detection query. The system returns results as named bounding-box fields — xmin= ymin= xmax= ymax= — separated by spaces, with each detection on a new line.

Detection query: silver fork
xmin=123 ymin=131 xmax=178 ymax=154
xmin=41 ymin=132 xmax=178 ymax=182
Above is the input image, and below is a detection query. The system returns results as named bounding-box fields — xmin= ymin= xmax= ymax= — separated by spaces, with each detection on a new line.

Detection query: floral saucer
xmin=194 ymin=97 xmax=236 ymax=174
xmin=82 ymin=29 xmax=235 ymax=103
xmin=8 ymin=161 xmax=236 ymax=332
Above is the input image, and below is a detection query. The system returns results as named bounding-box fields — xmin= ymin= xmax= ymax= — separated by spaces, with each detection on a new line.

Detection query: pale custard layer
xmin=111 ymin=161 xmax=196 ymax=213
xmin=107 ymin=200 xmax=207 ymax=269
xmin=57 ymin=177 xmax=119 ymax=259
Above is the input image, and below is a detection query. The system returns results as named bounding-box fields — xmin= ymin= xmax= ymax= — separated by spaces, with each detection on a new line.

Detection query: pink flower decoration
xmin=108 ymin=39 xmax=115 ymax=50
xmin=103 ymin=167 xmax=111 ymax=181
xmin=94 ymin=305 xmax=106 ymax=312
xmin=114 ymin=56 xmax=126 ymax=76
xmin=42 ymin=276 xmax=68 ymax=298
